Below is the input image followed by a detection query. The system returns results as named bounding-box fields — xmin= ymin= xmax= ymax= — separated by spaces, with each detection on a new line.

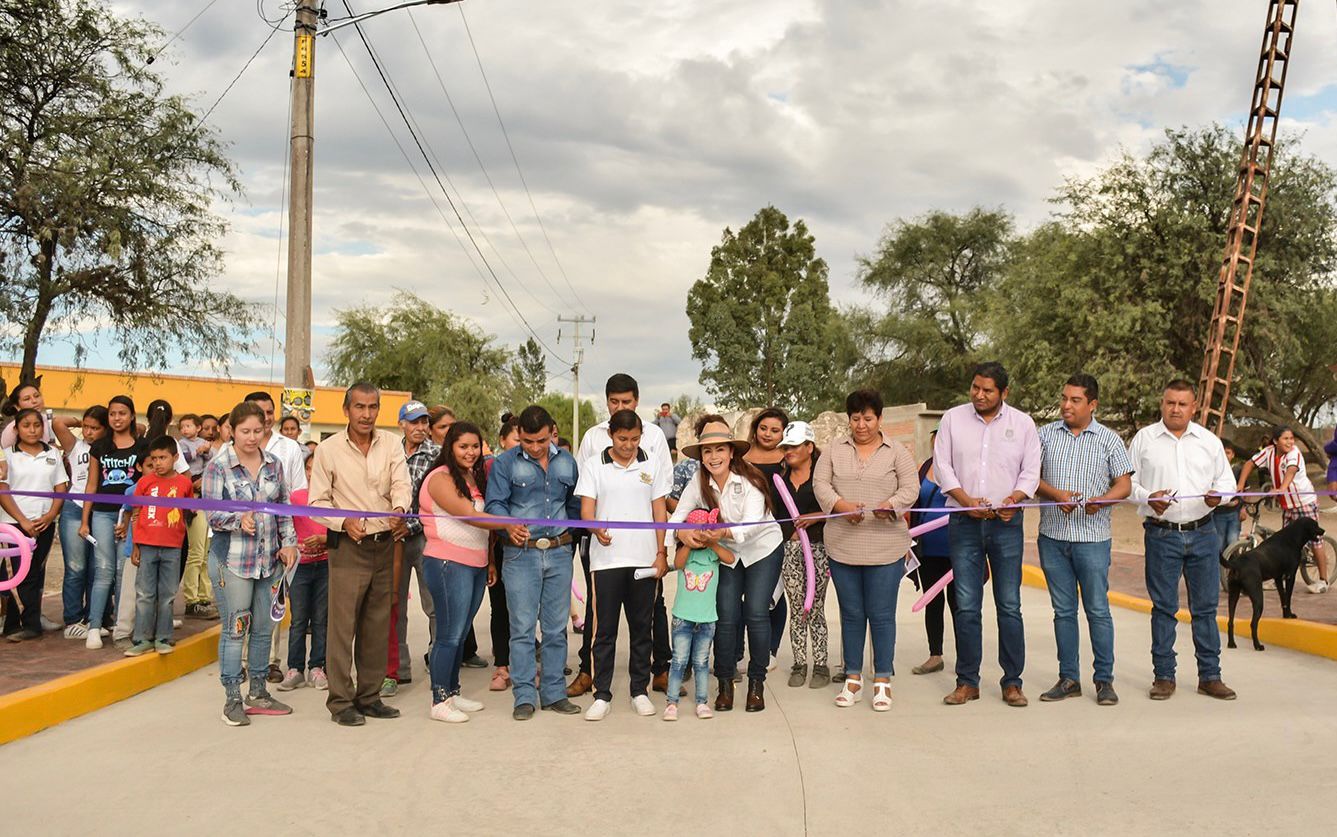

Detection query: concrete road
xmin=5 ymin=583 xmax=1336 ymax=836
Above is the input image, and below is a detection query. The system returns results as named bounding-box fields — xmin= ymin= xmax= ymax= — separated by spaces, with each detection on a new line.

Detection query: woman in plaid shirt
xmin=202 ymin=401 xmax=299 ymax=727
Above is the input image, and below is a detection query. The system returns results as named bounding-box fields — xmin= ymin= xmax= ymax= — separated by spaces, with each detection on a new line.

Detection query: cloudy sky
xmin=43 ymin=0 xmax=1337 ymax=403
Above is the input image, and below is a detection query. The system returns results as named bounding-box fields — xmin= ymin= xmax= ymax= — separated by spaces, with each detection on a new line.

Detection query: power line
xmin=456 ymin=6 xmax=591 ymax=314
xmin=328 ymin=29 xmax=571 ymax=366
xmin=199 ymin=20 xmax=284 ymax=127
xmin=268 ymin=79 xmax=295 ymax=383
xmin=150 ymin=0 xmax=223 ymax=63
xmin=407 ymin=8 xmax=579 ymax=311
xmin=339 ymin=5 xmax=563 ymax=322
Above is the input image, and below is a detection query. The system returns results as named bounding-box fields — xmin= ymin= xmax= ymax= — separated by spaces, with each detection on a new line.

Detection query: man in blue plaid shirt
xmin=386 ymin=401 xmax=441 ymax=692
xmin=1034 ymin=374 xmax=1132 ymax=707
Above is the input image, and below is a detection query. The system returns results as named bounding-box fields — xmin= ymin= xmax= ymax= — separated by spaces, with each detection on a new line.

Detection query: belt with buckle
xmin=522 ymin=532 xmax=573 ymax=550
xmin=360 ymin=530 xmax=394 ymax=543
xmin=1146 ymin=513 xmax=1214 ymax=532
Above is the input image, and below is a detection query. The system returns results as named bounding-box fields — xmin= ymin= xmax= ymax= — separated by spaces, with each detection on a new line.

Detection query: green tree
xmin=851 ymin=208 xmax=1012 ymax=408
xmin=686 ymin=206 xmax=853 ymax=415
xmin=0 ymin=0 xmax=257 ymax=382
xmin=325 ymin=291 xmax=511 ymax=429
xmin=669 ymin=394 xmax=705 ymax=420
xmin=535 ymin=391 xmax=597 ymax=443
xmin=992 ymin=125 xmax=1337 ymax=451
xmin=508 ymin=337 xmax=546 ymax=409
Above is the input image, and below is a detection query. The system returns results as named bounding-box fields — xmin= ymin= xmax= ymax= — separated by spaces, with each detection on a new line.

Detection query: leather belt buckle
xmin=535 ymin=537 xmax=553 ymax=550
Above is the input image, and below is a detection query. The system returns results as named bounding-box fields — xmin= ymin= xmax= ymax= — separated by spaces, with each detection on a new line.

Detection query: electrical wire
xmin=268 ymin=79 xmax=295 ymax=383
xmin=337 ymin=2 xmax=570 ymax=365
xmin=150 ymin=0 xmax=223 ymax=63
xmin=328 ymin=32 xmax=570 ymax=365
xmin=457 ymin=5 xmax=590 ymax=314
xmin=198 ymin=21 xmax=284 ymax=127
xmin=408 ymin=8 xmax=579 ymax=311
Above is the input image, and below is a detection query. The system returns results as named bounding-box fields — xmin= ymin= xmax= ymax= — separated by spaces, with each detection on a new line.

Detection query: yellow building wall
xmin=2 ymin=364 xmax=410 ymax=436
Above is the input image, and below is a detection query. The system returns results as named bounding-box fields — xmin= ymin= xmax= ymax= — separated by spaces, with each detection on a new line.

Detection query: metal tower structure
xmin=1197 ymin=0 xmax=1299 ymax=432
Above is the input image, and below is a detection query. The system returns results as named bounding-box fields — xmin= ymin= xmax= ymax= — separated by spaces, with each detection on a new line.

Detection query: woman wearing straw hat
xmin=668 ymin=415 xmax=784 ymax=712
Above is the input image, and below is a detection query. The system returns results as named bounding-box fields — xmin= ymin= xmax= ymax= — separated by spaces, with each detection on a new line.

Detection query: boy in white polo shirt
xmin=575 ymin=410 xmax=671 ymax=721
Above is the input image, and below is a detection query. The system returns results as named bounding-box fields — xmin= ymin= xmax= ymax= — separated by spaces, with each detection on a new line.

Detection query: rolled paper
xmin=771 ymin=474 xmax=816 ymax=613
xmin=633 ymin=567 xmax=659 ymax=580
xmin=0 ymin=522 xmax=35 ymax=593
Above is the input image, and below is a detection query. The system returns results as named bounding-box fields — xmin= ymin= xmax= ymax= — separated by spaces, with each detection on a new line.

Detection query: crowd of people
xmin=1 ymin=363 xmax=1333 ymax=727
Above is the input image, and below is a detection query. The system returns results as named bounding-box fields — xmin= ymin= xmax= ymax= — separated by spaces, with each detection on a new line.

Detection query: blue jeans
xmin=949 ymin=514 xmax=1026 ymax=689
xmin=86 ymin=511 xmax=122 ymax=631
xmin=502 ymin=544 xmax=574 ymax=708
xmin=1143 ymin=523 xmax=1222 ymax=682
xmin=1212 ymin=506 xmax=1240 ymax=558
xmin=668 ymin=617 xmax=715 ymax=705
xmin=132 ymin=544 xmax=180 ymax=643
xmin=828 ymin=559 xmax=906 ymax=678
xmin=423 ymin=558 xmax=487 ymax=702
xmin=59 ymin=503 xmax=92 ymax=626
xmin=714 ymin=542 xmax=784 ymax=681
xmin=1037 ymin=535 xmax=1114 ymax=683
xmin=209 ymin=540 xmax=278 ymax=699
xmin=286 ymin=561 xmax=329 ymax=671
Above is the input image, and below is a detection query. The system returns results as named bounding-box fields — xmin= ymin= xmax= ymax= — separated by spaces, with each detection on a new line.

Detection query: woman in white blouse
xmin=669 ymin=416 xmax=783 ymax=713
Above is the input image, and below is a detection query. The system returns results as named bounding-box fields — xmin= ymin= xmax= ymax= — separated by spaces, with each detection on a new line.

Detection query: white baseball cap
xmin=778 ymin=421 xmax=815 ymax=447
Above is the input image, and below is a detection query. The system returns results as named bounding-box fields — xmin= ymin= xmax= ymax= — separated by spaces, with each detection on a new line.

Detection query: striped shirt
xmin=1038 ymin=419 xmax=1133 ymax=542
xmin=403 ymin=438 xmax=441 ymax=537
xmin=1249 ymin=445 xmax=1316 ymax=510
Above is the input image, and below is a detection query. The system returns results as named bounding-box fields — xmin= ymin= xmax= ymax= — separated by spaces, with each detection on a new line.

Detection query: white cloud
xmin=86 ymin=0 xmax=1337 ymax=407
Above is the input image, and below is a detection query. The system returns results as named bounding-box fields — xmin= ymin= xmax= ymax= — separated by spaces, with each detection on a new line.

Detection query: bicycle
xmin=1220 ymin=498 xmax=1337 ymax=592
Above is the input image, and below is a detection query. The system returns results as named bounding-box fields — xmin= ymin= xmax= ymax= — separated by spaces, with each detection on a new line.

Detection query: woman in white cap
xmin=776 ymin=420 xmax=831 ymax=688
xmin=668 ymin=415 xmax=783 ymax=713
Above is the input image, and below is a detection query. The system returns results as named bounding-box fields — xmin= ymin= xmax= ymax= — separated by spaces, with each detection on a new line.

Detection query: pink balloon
xmin=0 ymin=522 xmax=35 ymax=593
xmin=772 ymin=475 xmax=815 ymax=613
xmin=911 ymin=570 xmax=953 ymax=613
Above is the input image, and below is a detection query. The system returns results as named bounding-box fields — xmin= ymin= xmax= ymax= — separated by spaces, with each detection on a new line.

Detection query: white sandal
xmin=835 ymin=676 xmax=863 ymax=707
xmin=871 ymin=681 xmax=892 ymax=712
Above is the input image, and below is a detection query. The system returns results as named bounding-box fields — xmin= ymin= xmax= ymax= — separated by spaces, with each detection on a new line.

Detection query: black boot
xmin=715 ymin=677 xmax=734 ymax=711
xmin=745 ymin=677 xmax=765 ymax=712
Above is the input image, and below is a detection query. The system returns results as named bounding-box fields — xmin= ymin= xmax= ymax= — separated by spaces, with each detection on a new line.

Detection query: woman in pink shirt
xmin=420 ymin=422 xmax=507 ymax=723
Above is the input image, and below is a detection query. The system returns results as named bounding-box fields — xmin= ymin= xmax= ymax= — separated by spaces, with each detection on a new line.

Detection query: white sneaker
xmin=85 ymin=631 xmax=103 ymax=650
xmin=584 ymin=698 xmax=611 ymax=721
xmin=40 ymin=615 xmax=60 ymax=631
xmin=631 ymin=694 xmax=655 ymax=716
xmin=172 ymin=618 xmax=183 ymax=629
xmin=767 ymin=655 xmax=778 ymax=672
xmin=452 ymin=694 xmax=485 ymax=713
xmin=308 ymin=667 xmax=328 ymax=690
xmin=430 ymin=698 xmax=469 ymax=723
xmin=98 ymin=628 xmax=110 ymax=637
xmin=276 ymin=668 xmax=305 ymax=691
xmin=1308 ymin=580 xmax=1329 ymax=594
xmin=63 ymin=623 xmax=89 ymax=639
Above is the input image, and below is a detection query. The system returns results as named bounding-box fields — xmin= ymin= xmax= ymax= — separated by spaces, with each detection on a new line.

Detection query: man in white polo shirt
xmin=574 ymin=410 xmax=670 ymax=720
xmin=569 ymin=373 xmax=676 ymax=697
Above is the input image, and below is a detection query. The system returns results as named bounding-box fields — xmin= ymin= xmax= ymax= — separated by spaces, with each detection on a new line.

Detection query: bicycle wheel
xmin=1220 ymin=535 xmax=1263 ymax=593
xmin=1298 ymin=534 xmax=1337 ymax=587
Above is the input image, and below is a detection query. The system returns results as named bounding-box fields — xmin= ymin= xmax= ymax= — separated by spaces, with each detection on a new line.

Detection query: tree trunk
xmin=1229 ymin=398 xmax=1328 ymax=467
xmin=19 ymin=239 xmax=57 ymax=383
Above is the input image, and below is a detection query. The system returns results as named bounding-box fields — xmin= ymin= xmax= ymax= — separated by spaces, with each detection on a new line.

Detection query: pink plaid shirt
xmin=933 ymin=401 xmax=1041 ymax=507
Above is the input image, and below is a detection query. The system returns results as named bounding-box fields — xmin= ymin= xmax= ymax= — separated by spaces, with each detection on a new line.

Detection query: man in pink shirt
xmin=932 ymin=362 xmax=1041 ymax=708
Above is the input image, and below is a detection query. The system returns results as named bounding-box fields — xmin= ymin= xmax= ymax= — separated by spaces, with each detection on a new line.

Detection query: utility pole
xmin=558 ymin=315 xmax=595 ymax=443
xmin=284 ymin=1 xmax=318 ymax=391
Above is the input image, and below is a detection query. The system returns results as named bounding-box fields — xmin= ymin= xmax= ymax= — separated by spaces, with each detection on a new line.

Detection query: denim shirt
xmin=484 ymin=443 xmax=580 ymax=539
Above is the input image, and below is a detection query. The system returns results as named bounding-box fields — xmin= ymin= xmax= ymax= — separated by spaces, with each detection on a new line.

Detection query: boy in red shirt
xmin=125 ymin=436 xmax=194 ymax=656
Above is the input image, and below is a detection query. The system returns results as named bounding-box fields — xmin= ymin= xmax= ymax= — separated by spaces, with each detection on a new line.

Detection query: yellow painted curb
xmin=1021 ymin=564 xmax=1337 ymax=662
xmin=0 ymin=625 xmax=219 ymax=746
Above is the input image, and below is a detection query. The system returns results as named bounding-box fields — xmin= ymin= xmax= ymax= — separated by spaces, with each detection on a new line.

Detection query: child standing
xmin=177 ymin=413 xmax=216 ymax=619
xmin=124 ymin=437 xmax=193 ymax=655
xmin=664 ymin=508 xmax=735 ymax=720
xmin=574 ymin=410 xmax=671 ymax=721
xmin=0 ymin=408 xmax=69 ymax=640
xmin=1237 ymin=426 xmax=1330 ymax=593
xmin=278 ymin=453 xmax=329 ymax=691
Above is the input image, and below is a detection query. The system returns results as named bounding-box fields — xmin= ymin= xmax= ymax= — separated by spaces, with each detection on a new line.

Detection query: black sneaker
xmin=541 ymin=698 xmax=581 ymax=715
xmin=462 ymin=655 xmax=488 ymax=669
xmin=1039 ymin=678 xmax=1082 ymax=702
xmin=332 ymin=707 xmax=366 ymax=726
xmin=359 ymin=700 xmax=402 ymax=719
xmin=1095 ymin=681 xmax=1119 ymax=706
xmin=513 ymin=703 xmax=536 ymax=721
xmin=222 ymin=699 xmax=250 ymax=727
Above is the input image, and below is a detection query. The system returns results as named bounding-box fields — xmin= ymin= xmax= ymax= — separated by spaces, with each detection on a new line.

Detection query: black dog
xmin=1223 ymin=516 xmax=1324 ymax=651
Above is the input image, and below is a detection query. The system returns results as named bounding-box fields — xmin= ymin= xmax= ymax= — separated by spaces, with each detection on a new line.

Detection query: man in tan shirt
xmin=309 ymin=383 xmax=411 ymax=726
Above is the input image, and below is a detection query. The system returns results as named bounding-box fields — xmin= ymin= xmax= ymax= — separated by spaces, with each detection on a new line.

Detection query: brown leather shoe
xmin=1197 ymin=680 xmax=1237 ymax=701
xmin=745 ymin=678 xmax=765 ymax=712
xmin=942 ymin=684 xmax=980 ymax=705
xmin=565 ymin=672 xmax=592 ymax=698
xmin=651 ymin=671 xmax=669 ymax=693
xmin=714 ymin=677 xmax=734 ymax=712
xmin=1149 ymin=679 xmax=1176 ymax=700
xmin=1002 ymin=685 xmax=1028 ymax=707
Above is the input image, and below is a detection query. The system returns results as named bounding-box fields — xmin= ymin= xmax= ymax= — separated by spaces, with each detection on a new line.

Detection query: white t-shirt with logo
xmin=574 ymin=447 xmax=671 ymax=572
xmin=0 ymin=444 xmax=70 ymax=522
xmin=67 ymin=439 xmax=93 ymax=508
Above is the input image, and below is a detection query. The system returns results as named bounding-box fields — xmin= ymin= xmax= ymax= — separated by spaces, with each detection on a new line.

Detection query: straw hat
xmin=681 ymin=420 xmax=750 ymax=460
